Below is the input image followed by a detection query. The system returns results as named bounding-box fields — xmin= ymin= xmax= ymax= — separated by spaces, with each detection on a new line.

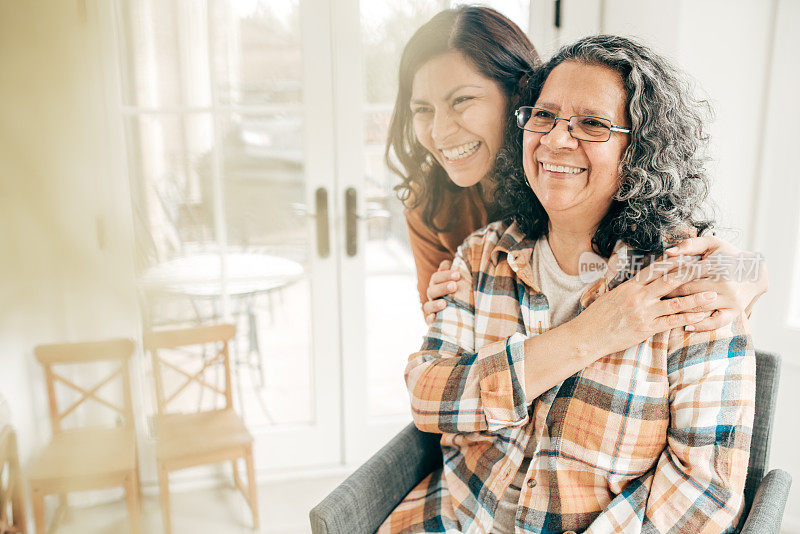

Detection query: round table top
xmin=140 ymin=252 xmax=304 ymax=298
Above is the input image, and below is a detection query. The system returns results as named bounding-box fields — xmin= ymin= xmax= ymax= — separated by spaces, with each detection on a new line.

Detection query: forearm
xmin=523 ymin=319 xmax=598 ymax=404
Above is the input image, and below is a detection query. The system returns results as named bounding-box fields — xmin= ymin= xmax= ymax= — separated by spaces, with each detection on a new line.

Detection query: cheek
xmin=522 ymin=133 xmax=539 ymax=175
xmin=412 ymin=118 xmax=432 ymax=150
xmin=462 ymin=106 xmax=504 ymax=149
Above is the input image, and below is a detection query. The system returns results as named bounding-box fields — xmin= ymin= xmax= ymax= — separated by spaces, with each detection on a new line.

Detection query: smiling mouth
xmin=441 ymin=141 xmax=481 ymax=162
xmin=541 ymin=162 xmax=586 ymax=174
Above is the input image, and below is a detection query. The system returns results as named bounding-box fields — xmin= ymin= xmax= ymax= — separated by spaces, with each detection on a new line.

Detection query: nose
xmin=540 ymin=117 xmax=578 ymax=150
xmin=431 ymin=107 xmax=459 ymax=144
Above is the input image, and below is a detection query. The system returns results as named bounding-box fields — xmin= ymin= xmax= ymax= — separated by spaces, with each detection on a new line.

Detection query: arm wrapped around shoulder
xmin=404 ymin=248 xmax=531 ymax=434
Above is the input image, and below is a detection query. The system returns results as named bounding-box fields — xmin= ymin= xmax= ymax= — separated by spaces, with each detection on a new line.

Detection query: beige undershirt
xmin=490 ymin=235 xmax=592 ymax=534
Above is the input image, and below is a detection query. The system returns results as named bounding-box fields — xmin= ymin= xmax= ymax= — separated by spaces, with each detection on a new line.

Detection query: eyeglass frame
xmin=514 ymin=106 xmax=631 ymax=142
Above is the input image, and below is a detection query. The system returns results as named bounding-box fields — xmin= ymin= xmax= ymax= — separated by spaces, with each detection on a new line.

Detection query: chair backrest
xmin=0 ymin=426 xmax=27 ymax=533
xmin=744 ymin=350 xmax=781 ymax=511
xmin=34 ymin=338 xmax=136 ymax=436
xmin=143 ymin=324 xmax=235 ymax=417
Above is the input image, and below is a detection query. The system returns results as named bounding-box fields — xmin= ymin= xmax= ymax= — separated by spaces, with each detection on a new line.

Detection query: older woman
xmin=379 ymin=35 xmax=755 ymax=534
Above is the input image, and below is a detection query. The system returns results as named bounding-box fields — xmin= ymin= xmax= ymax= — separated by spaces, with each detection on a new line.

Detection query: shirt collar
xmin=489 ymin=221 xmax=642 ymax=307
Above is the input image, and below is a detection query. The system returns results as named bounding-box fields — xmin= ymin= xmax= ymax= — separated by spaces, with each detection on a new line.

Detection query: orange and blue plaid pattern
xmin=379 ymin=221 xmax=755 ymax=534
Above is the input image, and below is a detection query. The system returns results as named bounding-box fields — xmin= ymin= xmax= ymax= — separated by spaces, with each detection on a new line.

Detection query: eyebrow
xmin=535 ymin=101 xmax=614 ymax=119
xmin=411 ymin=84 xmax=483 ymax=106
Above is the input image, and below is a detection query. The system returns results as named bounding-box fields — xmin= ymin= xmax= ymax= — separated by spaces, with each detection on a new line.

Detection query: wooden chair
xmin=143 ymin=324 xmax=259 ymax=534
xmin=0 ymin=426 xmax=27 ymax=534
xmin=29 ymin=339 xmax=141 ymax=534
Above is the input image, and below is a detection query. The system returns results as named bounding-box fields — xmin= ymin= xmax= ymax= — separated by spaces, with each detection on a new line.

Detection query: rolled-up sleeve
xmin=404 ymin=248 xmax=530 ymax=434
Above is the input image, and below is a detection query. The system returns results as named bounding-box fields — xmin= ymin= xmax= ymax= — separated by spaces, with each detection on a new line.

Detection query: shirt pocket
xmin=549 ymin=366 xmax=669 ymax=483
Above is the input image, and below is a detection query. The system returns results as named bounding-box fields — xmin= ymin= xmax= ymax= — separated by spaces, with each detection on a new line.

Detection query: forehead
xmin=536 ymin=61 xmax=627 ymax=119
xmin=411 ymin=51 xmax=497 ymax=98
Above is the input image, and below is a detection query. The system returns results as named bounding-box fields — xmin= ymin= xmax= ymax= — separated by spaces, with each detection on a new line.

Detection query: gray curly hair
xmin=495 ymin=34 xmax=714 ymax=256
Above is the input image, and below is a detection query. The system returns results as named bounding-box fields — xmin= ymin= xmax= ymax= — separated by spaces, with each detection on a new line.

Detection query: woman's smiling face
xmin=522 ymin=61 xmax=630 ymax=226
xmin=411 ymin=51 xmax=507 ymax=188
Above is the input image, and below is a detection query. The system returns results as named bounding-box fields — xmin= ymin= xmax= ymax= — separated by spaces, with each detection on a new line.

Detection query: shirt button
xmin=527 ymin=478 xmax=536 ymax=488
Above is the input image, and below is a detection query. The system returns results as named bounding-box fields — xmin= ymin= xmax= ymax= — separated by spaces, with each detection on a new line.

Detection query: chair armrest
xmin=741 ymin=469 xmax=793 ymax=534
xmin=310 ymin=423 xmax=442 ymax=534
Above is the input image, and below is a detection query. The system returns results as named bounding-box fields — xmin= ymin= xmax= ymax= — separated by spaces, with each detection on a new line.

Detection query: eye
xmin=533 ymin=109 xmax=554 ymax=119
xmin=580 ymin=117 xmax=608 ymax=128
xmin=453 ymin=96 xmax=474 ymax=107
xmin=411 ymin=106 xmax=432 ymax=116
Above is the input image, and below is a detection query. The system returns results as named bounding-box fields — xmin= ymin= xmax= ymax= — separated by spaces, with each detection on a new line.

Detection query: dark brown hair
xmin=387 ymin=6 xmax=540 ymax=232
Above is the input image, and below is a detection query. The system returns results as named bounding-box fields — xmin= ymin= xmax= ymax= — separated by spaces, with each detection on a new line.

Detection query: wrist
xmin=563 ymin=315 xmax=600 ymax=363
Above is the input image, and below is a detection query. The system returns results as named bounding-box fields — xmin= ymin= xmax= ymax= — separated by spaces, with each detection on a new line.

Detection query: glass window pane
xmin=119 ymin=0 xmax=212 ymax=108
xmin=361 ymin=1 xmax=530 ymax=417
xmin=211 ymin=1 xmax=302 ymax=106
xmin=218 ymin=111 xmax=313 ymax=427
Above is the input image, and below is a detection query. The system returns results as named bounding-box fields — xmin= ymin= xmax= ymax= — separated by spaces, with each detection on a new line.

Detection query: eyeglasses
xmin=515 ymin=106 xmax=631 ymax=142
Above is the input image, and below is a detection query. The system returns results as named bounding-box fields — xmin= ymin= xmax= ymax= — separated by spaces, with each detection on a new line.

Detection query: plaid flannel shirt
xmin=379 ymin=221 xmax=755 ymax=534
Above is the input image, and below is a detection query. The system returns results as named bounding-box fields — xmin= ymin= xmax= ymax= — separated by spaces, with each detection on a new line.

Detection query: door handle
xmin=315 ymin=187 xmax=329 ymax=258
xmin=345 ymin=187 xmax=357 ymax=256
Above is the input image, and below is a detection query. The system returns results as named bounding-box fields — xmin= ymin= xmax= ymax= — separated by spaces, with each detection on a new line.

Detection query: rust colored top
xmin=405 ymin=186 xmax=496 ymax=305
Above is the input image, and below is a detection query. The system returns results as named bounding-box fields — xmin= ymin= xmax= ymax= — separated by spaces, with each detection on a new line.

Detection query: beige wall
xmin=0 ymin=0 xmax=139 ymax=458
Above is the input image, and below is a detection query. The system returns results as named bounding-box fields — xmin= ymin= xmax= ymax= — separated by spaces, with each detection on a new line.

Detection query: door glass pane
xmin=361 ymin=1 xmax=530 ymax=417
xmin=218 ymin=110 xmax=313 ymax=427
xmin=119 ymin=0 xmax=212 ymax=108
xmin=121 ymin=0 xmax=314 ymax=433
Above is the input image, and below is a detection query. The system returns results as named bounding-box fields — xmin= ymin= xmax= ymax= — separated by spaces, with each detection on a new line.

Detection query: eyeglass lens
xmin=516 ymin=107 xmax=613 ymax=142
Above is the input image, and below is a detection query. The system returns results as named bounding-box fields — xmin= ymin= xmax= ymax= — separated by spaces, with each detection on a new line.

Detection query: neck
xmin=546 ymin=221 xmax=598 ymax=276
xmin=478 ymin=176 xmax=496 ymax=208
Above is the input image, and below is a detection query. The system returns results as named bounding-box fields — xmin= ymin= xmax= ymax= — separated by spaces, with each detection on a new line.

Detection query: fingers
xmin=437 ymin=259 xmax=452 ymax=271
xmin=651 ymin=311 xmax=712 ymax=333
xmin=633 ymin=255 xmax=702 ymax=285
xmin=426 ymin=280 xmax=458 ymax=302
xmin=662 ymin=280 xmax=708 ymax=298
xmin=656 ymin=291 xmax=717 ymax=316
xmin=664 ymin=236 xmax=721 ymax=258
xmin=645 ymin=260 xmax=711 ymax=298
xmin=429 ymin=269 xmax=460 ymax=285
xmin=685 ymin=309 xmax=738 ymax=332
xmin=422 ymin=297 xmax=446 ymax=319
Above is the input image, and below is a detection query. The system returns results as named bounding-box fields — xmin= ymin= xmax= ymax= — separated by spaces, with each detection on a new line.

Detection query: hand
xmin=570 ymin=256 xmax=716 ymax=359
xmin=423 ymin=260 xmax=460 ymax=324
xmin=663 ymin=235 xmax=768 ymax=331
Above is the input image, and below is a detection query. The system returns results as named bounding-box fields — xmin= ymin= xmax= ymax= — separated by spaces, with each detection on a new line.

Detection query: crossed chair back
xmin=35 ymin=339 xmax=136 ymax=434
xmin=146 ymin=323 xmax=235 ymax=417
xmin=143 ymin=324 xmax=259 ymax=534
xmin=29 ymin=338 xmax=141 ymax=534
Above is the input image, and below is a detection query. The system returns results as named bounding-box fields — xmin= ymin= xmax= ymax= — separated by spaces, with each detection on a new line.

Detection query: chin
xmin=448 ymin=167 xmax=488 ymax=188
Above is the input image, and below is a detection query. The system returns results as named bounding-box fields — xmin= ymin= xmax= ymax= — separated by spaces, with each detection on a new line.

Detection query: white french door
xmin=114 ymin=0 xmax=344 ymax=472
xmin=112 ymin=0 xmax=532 ymax=475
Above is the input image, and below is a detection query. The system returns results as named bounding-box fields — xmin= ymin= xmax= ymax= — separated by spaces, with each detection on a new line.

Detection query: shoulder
xmin=455 ymin=220 xmax=515 ymax=274
xmin=406 ymin=186 xmax=489 ymax=255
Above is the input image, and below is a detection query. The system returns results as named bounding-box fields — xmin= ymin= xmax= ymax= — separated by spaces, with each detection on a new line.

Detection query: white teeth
xmin=542 ymin=162 xmax=584 ymax=174
xmin=442 ymin=141 xmax=480 ymax=161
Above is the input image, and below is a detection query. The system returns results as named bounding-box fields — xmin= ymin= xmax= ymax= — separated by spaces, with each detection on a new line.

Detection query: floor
xmin=41 ymin=473 xmax=348 ymax=534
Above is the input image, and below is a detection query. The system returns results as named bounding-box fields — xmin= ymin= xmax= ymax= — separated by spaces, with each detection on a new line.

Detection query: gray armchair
xmin=311 ymin=351 xmax=792 ymax=533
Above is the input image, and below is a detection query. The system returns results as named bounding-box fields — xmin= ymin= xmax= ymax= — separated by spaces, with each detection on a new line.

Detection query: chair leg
xmin=245 ymin=446 xmax=259 ymax=530
xmin=124 ymin=473 xmax=142 ymax=534
xmin=158 ymin=465 xmax=172 ymax=534
xmin=31 ymin=488 xmax=46 ymax=534
xmin=56 ymin=493 xmax=69 ymax=525
xmin=231 ymin=459 xmax=240 ymax=489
